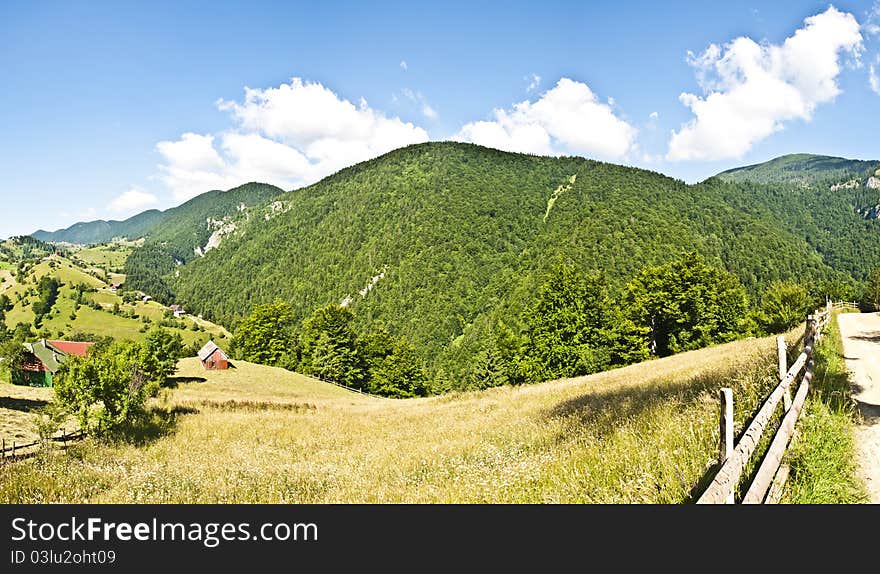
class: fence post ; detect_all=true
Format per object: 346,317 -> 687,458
1,438 -> 4,460
805,314 -> 815,348
719,388 -> 734,504
777,336 -> 791,411
11,441 -> 15,458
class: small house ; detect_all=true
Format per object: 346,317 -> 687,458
109,283 -> 122,291
169,304 -> 187,318
142,295 -> 152,302
198,340 -> 229,370
14,339 -> 94,387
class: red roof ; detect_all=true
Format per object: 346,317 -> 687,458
47,340 -> 95,357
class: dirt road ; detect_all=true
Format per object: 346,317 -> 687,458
837,312 -> 880,502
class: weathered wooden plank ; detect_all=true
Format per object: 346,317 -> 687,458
742,361 -> 813,504
697,345 -> 811,504
765,464 -> 790,504
719,388 -> 734,503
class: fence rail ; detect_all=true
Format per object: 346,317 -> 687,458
0,428 -> 84,463
697,301 -> 833,504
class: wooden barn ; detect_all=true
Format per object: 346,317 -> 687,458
14,339 -> 94,387
198,340 -> 229,370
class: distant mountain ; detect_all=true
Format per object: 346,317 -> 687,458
124,142 -> 880,383
30,182 -> 285,247
32,209 -> 164,244
142,182 -> 285,263
717,153 -> 878,186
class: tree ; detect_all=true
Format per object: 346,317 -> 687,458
863,268 -> 880,311
54,341 -> 154,434
368,339 -> 429,398
757,281 -> 810,334
518,261 -> 627,382
0,339 -> 24,382
624,253 -> 749,357
230,300 -> 297,366
143,327 -> 184,379
300,305 -> 363,388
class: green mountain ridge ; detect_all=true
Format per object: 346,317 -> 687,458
30,183 -> 284,246
32,209 -> 165,245
717,153 -> 878,186
116,142 -> 880,383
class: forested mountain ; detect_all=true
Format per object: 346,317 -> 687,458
32,209 -> 164,244
30,183 -> 284,247
120,142 -> 880,383
718,153 -> 877,186
142,182 -> 285,263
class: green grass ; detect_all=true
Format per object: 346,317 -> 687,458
0,335 -> 787,503
783,312 -> 868,503
75,244 -> 132,270
2,257 -> 230,346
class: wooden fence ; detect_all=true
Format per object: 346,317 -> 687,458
697,301 -> 836,504
0,428 -> 84,463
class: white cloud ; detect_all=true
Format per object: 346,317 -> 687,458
399,88 -> 438,120
455,77 -> 637,160
156,78 -> 429,200
867,2 -> 880,35
421,103 -> 437,119
108,189 -> 159,213
871,61 -> 880,94
400,60 -> 408,71
526,74 -> 541,92
649,111 -> 659,120
667,6 -> 863,161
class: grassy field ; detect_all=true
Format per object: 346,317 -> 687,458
74,243 -> 133,270
0,333 -> 795,503
0,383 -> 55,444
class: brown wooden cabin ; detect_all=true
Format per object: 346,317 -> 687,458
198,340 -> 229,370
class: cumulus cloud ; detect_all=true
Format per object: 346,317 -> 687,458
108,188 -> 159,214
156,78 -> 429,200
649,111 -> 659,120
454,77 -> 638,160
400,60 -> 408,71
667,6 -> 863,161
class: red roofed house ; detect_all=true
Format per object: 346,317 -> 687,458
198,340 -> 229,370
14,339 -> 95,387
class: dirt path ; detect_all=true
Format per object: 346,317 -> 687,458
836,312 -> 880,502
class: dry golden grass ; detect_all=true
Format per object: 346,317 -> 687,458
0,383 -> 56,444
0,333 -> 790,504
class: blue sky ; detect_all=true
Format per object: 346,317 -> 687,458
2,0 -> 879,238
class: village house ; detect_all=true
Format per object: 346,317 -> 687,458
169,304 -> 187,318
14,339 -> 94,387
198,340 -> 229,370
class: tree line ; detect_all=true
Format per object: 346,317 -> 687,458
228,252 -> 858,396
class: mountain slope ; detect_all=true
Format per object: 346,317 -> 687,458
143,182 -> 285,263
31,182 -> 284,248
32,209 -> 165,244
123,142 -> 875,382
717,153 -> 877,186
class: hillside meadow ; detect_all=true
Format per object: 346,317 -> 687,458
2,255 -> 230,346
1,333 -> 800,503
